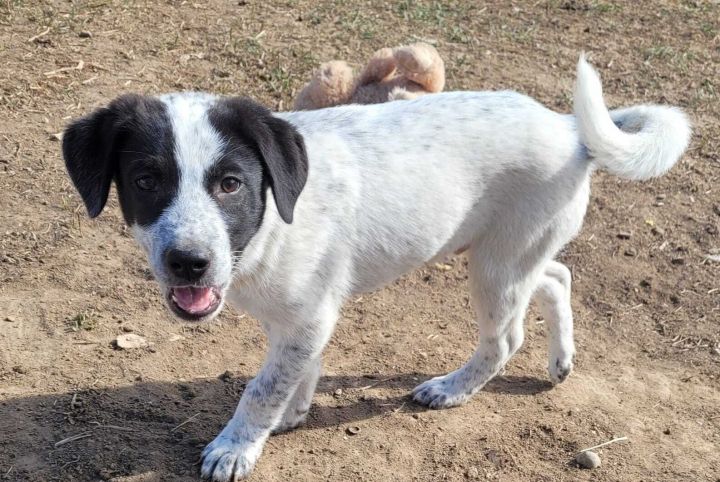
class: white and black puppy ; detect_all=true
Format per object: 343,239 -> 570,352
62,56 -> 690,481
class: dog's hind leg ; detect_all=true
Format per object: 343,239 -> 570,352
535,261 -> 575,384
413,244 -> 540,409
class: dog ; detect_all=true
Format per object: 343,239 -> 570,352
62,56 -> 690,481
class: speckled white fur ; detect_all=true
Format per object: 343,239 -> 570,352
131,57 -> 690,481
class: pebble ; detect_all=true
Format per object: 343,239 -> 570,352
576,450 -> 601,469
671,257 -> 685,265
624,247 -> 637,257
617,231 -> 632,239
651,226 -> 665,236
114,333 -> 148,349
345,426 -> 361,436
78,31 -> 92,38
219,370 -> 235,382
333,388 -> 343,397
4,316 -> 16,322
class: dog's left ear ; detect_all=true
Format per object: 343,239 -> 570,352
210,98 -> 309,224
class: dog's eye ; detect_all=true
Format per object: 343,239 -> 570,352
135,175 -> 158,192
220,176 -> 241,194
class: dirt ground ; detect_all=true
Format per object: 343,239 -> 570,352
1,0 -> 719,481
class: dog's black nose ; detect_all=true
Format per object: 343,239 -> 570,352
165,249 -> 210,282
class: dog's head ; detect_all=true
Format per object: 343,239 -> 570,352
62,93 -> 308,321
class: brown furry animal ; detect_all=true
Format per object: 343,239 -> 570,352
293,42 -> 445,110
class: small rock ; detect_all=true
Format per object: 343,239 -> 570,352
12,365 -> 27,375
711,346 -> 720,356
121,325 -> 134,333
617,231 -> 632,239
671,257 -> 685,265
78,31 -> 92,38
113,333 -> 148,349
663,428 -> 671,435
333,388 -> 343,397
219,370 -> 235,382
575,450 -> 601,469
168,333 -> 185,342
705,254 -> 720,263
465,466 -> 480,479
713,204 -> 720,216
4,316 -> 16,322
651,226 -> 665,236
624,247 -> 637,257
345,426 -> 361,436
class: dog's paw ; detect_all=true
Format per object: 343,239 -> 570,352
200,434 -> 263,481
548,355 -> 574,385
272,406 -> 310,435
412,375 -> 472,409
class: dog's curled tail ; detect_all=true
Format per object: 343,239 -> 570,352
574,54 -> 691,180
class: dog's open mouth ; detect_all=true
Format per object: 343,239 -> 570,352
168,286 -> 223,321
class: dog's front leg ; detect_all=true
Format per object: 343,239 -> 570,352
200,307 -> 337,481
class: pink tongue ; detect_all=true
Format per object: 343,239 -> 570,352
173,287 -> 214,314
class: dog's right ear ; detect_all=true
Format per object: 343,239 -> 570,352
62,95 -> 140,218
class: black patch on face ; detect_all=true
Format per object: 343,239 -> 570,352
203,142 -> 267,253
207,98 -> 309,225
62,95 -> 178,226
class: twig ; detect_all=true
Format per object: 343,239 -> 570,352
61,456 -> 80,469
43,61 -> 85,77
89,62 -> 111,71
393,402 -> 406,413
171,413 -> 201,432
580,436 -> 628,453
89,422 -> 135,432
54,432 -> 93,448
28,27 -> 50,43
359,376 -> 399,390
4,466 -> 13,478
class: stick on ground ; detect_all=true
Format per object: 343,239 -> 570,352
54,432 -> 93,448
580,436 -> 629,453
171,413 -> 201,433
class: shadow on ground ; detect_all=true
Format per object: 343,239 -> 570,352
0,373 -> 550,481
